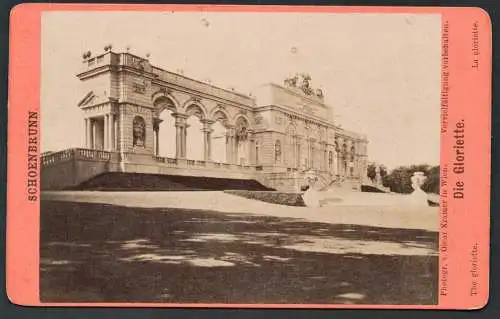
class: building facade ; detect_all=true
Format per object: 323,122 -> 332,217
69,49 -> 368,192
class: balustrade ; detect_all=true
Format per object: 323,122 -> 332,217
154,156 -> 166,163
195,160 -> 206,167
41,148 -> 112,167
166,158 -> 177,165
41,149 -> 72,166
42,146 -> 260,175
75,148 -> 111,160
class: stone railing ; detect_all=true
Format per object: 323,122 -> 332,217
74,148 -> 111,161
154,155 -> 178,167
41,149 -> 73,166
152,155 -> 258,173
153,155 -> 166,163
41,148 -> 112,167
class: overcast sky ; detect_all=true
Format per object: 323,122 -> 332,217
41,11 -> 441,169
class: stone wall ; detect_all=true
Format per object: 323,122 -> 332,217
41,155 -> 115,190
117,104 -> 154,154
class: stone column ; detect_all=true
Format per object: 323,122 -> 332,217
225,127 -> 235,164
202,120 -> 213,162
174,114 -> 185,159
248,136 -> 254,166
153,119 -> 159,156
91,120 -> 97,149
175,125 -> 182,158
104,114 -> 109,150
309,138 -> 316,168
232,132 -> 238,164
182,126 -> 187,158
331,148 -> 337,174
296,136 -> 301,168
336,151 -> 341,176
85,118 -> 90,148
225,132 -> 231,164
322,143 -> 327,171
109,113 -> 115,150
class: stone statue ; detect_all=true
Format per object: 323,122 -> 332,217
284,75 -> 298,87
375,165 -> 382,186
133,116 -> 146,147
408,171 -> 429,206
275,140 -> 282,162
315,88 -> 324,99
302,169 -> 321,207
236,124 -> 248,141
411,172 -> 427,191
299,73 -> 313,95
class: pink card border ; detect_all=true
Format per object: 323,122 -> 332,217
6,3 -> 492,309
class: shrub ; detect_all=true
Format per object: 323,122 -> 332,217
224,190 -> 306,207
383,164 -> 439,194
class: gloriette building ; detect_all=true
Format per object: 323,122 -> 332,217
42,49 -> 368,192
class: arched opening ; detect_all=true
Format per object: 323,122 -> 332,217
350,145 -> 355,176
184,104 -> 206,161
235,116 -> 251,165
211,121 -> 227,163
302,142 -> 308,168
186,115 -> 204,161
212,110 -> 229,163
155,96 -> 177,158
342,143 -> 348,176
335,140 -> 340,175
157,109 -> 176,157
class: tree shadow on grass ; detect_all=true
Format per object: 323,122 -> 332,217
40,200 -> 438,305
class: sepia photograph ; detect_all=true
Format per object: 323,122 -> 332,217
39,11 -> 441,305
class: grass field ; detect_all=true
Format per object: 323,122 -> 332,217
40,198 -> 438,305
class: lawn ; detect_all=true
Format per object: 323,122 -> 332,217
40,200 -> 438,305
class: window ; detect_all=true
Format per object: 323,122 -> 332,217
328,151 -> 333,168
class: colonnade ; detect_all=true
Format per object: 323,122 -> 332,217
282,133 -> 362,178
82,110 -> 364,179
153,112 -> 253,165
84,113 -> 116,150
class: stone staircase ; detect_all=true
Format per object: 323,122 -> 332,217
316,172 -> 361,192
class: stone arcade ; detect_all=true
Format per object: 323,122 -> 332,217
41,49 -> 369,192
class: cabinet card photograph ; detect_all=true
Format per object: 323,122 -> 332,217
7,4 -> 491,310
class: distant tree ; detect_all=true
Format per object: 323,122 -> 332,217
422,165 -> 440,194
379,165 -> 388,181
367,162 -> 388,183
367,163 -> 377,181
383,164 -> 439,194
383,166 -> 413,194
